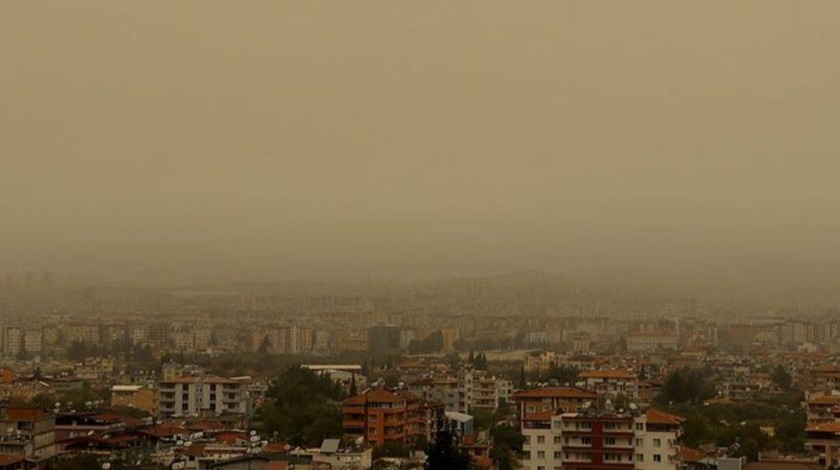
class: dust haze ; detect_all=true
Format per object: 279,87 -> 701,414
2,1 -> 840,302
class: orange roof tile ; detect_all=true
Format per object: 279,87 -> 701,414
5,407 -> 46,421
806,422 -> 840,433
0,454 -> 24,466
344,389 -> 403,405
514,388 -> 598,400
679,446 -> 707,463
579,370 -> 636,380
646,408 -> 685,426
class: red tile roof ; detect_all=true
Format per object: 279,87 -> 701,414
513,387 -> 598,400
645,408 -> 685,426
0,454 -> 24,466
678,446 -> 707,463
806,421 -> 840,433
579,370 -> 636,380
5,407 -> 46,421
344,389 -> 403,405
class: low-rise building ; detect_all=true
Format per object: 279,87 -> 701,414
110,385 -> 156,415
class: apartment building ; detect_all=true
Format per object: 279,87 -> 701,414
521,409 -> 684,470
633,409 -> 685,470
3,328 -> 23,356
158,376 -> 250,417
522,411 -> 635,470
408,368 -> 513,414
805,421 -> 840,468
110,385 -> 157,415
0,406 -> 56,469
578,370 -> 639,399
626,331 -> 678,353
513,388 -> 599,418
343,388 -> 444,447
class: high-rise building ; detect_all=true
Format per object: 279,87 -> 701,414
4,327 -> 23,356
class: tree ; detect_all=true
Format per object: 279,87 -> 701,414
659,367 -> 715,405
256,366 -> 345,446
490,424 -> 523,470
771,365 -> 793,391
257,335 -> 271,354
374,441 -> 410,459
54,454 -> 102,470
426,429 -> 471,470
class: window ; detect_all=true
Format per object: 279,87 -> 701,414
654,454 -> 662,463
554,451 -> 562,459
604,422 -> 617,430
635,439 -> 643,447
636,454 -> 644,462
653,438 -> 661,448
554,436 -> 562,444
537,467 -> 545,470
581,437 -> 592,445
524,436 -> 531,444
537,435 -> 545,444
523,451 -> 531,460
635,423 -> 644,431
605,438 -> 616,446
537,451 -> 545,459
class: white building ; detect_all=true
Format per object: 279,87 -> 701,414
24,330 -> 42,354
578,370 -> 639,399
633,409 -> 685,470
520,409 -> 684,470
158,375 -> 250,417
409,367 -> 513,414
4,327 -> 23,356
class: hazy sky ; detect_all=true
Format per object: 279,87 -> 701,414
2,1 -> 840,297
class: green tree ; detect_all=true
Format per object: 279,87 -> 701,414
256,366 -> 345,446
350,372 -> 358,396
490,424 -> 523,470
374,441 -> 411,459
54,454 -> 102,470
771,365 -> 793,390
426,430 -> 471,470
659,367 -> 715,405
